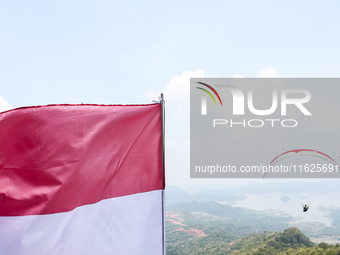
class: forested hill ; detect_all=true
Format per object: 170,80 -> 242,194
166,201 -> 340,254
167,227 -> 340,255
229,227 -> 314,254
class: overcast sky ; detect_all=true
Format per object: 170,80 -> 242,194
1,1 -> 340,192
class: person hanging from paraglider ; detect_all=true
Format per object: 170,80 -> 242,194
263,148 -> 338,214
302,203 -> 309,212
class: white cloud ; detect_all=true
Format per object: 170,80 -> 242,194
146,70 -> 205,123
0,96 -> 11,112
256,67 -> 279,78
233,75 -> 246,78
162,70 -> 204,102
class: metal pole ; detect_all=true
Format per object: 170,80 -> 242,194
160,93 -> 166,255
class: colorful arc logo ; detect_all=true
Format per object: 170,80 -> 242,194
196,82 -> 223,106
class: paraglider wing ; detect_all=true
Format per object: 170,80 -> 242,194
263,149 -> 339,178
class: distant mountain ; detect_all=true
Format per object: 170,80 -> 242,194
166,200 -> 340,252
167,201 -> 292,222
166,201 -> 293,251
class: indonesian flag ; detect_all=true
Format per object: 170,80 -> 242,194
0,104 -> 165,255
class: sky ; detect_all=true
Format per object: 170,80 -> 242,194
1,1 -> 340,192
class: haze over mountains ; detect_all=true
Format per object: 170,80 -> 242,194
165,180 -> 340,254
166,180 -> 340,205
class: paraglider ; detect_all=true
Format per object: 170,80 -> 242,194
264,149 -> 339,213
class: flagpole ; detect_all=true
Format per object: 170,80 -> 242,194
160,93 -> 166,255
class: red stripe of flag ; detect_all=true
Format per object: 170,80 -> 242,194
0,104 -> 163,216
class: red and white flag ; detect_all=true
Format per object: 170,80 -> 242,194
0,104 -> 165,255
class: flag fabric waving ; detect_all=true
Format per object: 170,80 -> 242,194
0,104 -> 164,255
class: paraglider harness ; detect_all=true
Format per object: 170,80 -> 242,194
302,204 -> 309,212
